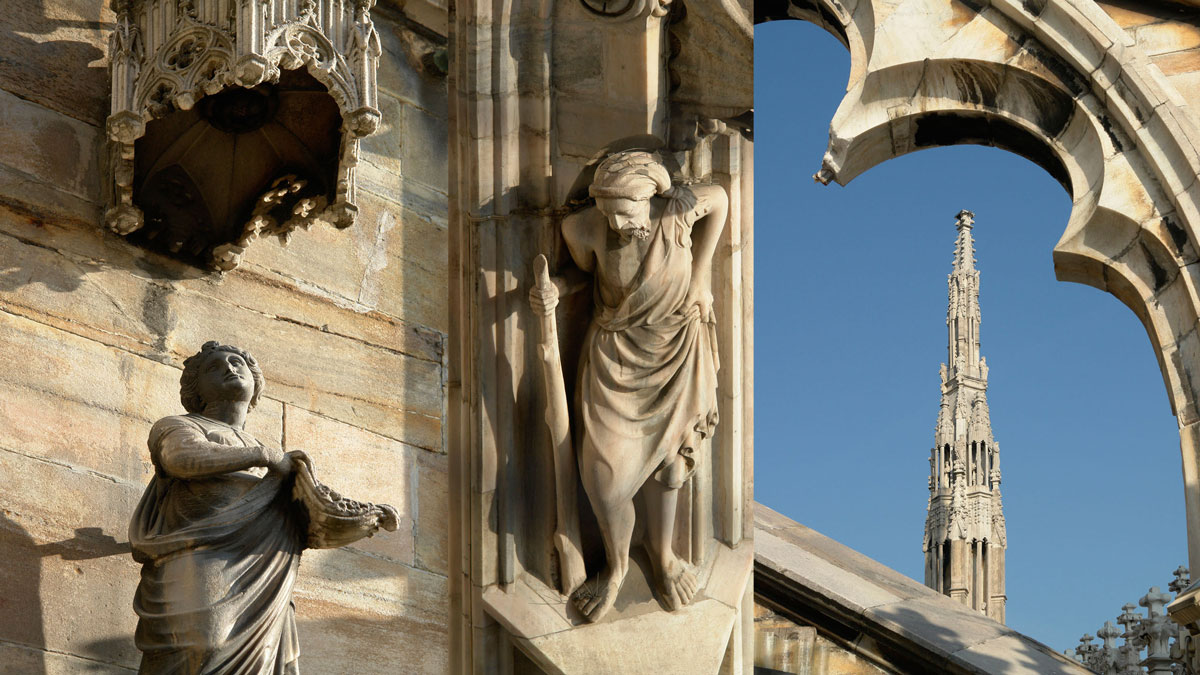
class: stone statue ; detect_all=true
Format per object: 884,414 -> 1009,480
129,341 -> 397,673
530,150 -> 728,623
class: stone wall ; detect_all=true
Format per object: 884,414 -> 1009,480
754,604 -> 894,675
0,1 -> 450,672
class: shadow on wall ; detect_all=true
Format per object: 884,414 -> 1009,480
0,513 -> 136,673
78,607 -> 452,674
0,512 -> 45,674
0,0 -> 109,126
0,199 -> 210,348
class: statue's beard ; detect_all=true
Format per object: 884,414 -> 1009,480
620,223 -> 651,240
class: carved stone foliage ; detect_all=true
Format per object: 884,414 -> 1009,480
106,0 -> 381,270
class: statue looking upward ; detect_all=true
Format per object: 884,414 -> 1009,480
128,341 -> 396,673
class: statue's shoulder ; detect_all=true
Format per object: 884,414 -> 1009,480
562,207 -> 606,270
680,183 -> 726,221
148,414 -> 203,447
562,207 -> 605,247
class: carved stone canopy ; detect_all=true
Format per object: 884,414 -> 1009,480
106,0 -> 382,271
667,0 -> 752,148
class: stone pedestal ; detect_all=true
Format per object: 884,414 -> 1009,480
484,542 -> 752,674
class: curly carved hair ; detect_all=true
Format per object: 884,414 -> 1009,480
589,150 -> 673,201
179,341 -> 264,413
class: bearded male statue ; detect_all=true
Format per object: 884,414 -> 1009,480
530,150 -> 728,623
129,341 -> 396,673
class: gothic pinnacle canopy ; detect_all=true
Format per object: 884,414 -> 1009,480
105,0 -> 382,271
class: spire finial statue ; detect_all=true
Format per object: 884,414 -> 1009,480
953,209 -> 977,273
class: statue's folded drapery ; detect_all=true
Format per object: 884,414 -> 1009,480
129,415 -> 304,675
581,193 -> 720,501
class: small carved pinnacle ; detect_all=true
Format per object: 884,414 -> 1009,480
1170,565 -> 1190,595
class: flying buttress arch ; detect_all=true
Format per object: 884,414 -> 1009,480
759,0 -> 1200,574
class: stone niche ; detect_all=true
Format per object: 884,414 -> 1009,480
105,0 -> 381,271
447,0 -> 755,669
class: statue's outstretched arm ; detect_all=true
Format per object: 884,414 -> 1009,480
154,421 -> 272,479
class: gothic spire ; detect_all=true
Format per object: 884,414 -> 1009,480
946,209 -> 983,382
924,210 -> 1006,623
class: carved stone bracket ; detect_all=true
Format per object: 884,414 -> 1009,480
106,0 -> 382,270
666,0 -> 752,150
1169,581 -> 1200,635
210,173 -> 327,271
578,0 -> 672,21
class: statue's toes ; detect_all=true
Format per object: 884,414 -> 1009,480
682,573 -> 698,600
680,581 -> 696,605
664,583 -> 681,610
581,592 -> 602,617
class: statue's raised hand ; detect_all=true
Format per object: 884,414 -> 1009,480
530,254 -> 566,316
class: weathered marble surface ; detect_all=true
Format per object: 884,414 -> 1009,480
483,542 -> 752,674
755,605 -> 892,675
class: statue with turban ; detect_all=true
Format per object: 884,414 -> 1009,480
530,150 -> 728,623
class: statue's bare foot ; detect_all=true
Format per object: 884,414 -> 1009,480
655,557 -> 698,611
571,569 -> 623,623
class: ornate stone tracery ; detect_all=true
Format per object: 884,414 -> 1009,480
106,0 -> 381,270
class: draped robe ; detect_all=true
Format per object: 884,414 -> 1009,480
580,193 -> 720,500
129,414 -> 304,674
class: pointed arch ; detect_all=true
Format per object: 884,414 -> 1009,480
766,0 -> 1200,567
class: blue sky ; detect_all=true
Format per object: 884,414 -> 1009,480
754,20 -> 1188,652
